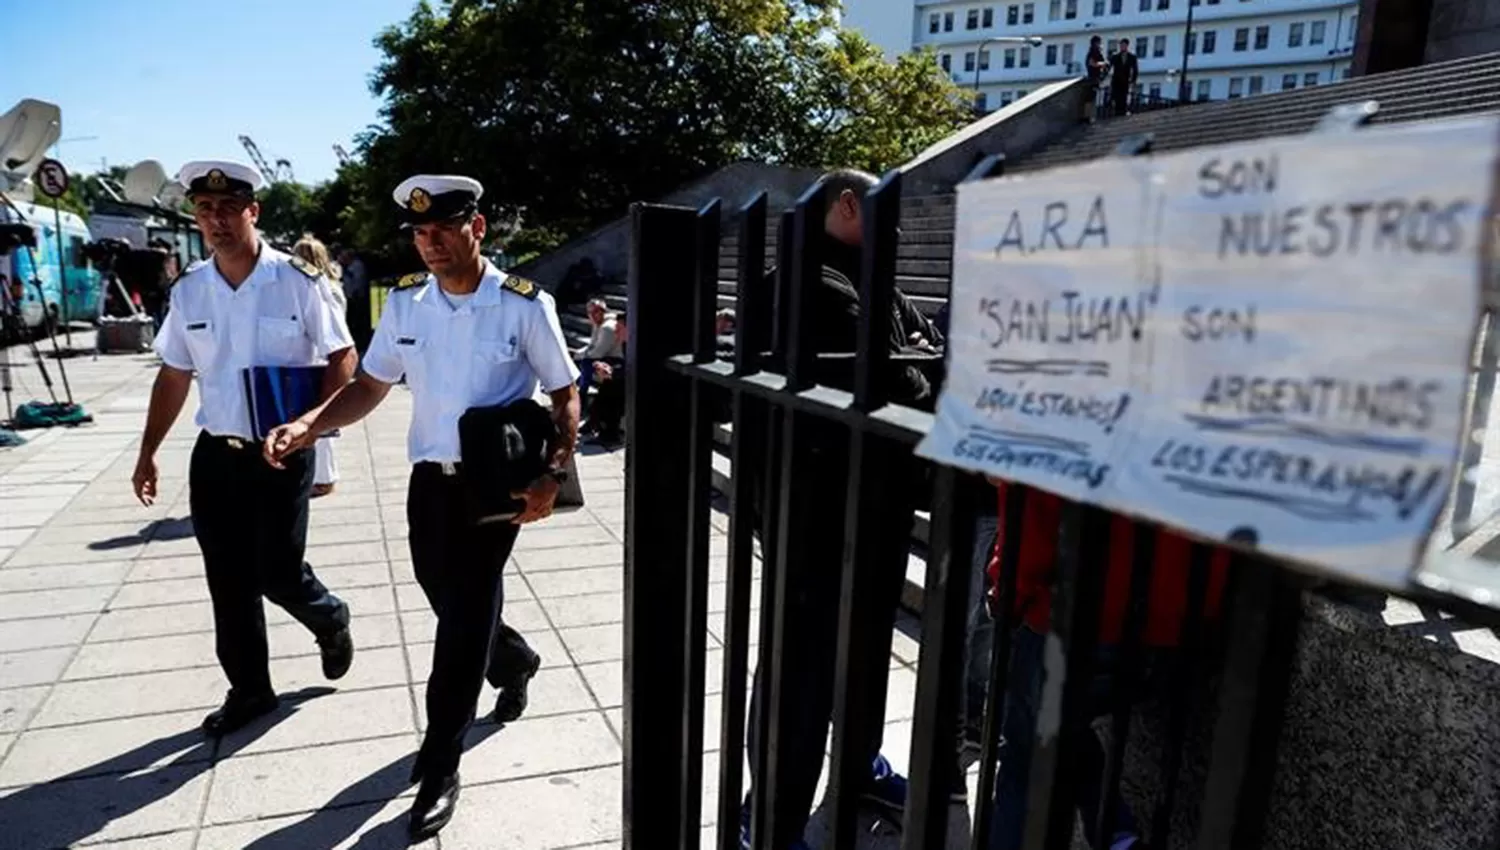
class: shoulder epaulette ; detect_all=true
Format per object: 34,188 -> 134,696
395,272 -> 428,290
500,275 -> 539,300
286,255 -> 322,279
170,258 -> 208,288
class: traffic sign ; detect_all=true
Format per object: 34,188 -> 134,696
35,158 -> 69,198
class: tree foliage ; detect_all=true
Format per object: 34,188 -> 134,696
346,0 -> 970,254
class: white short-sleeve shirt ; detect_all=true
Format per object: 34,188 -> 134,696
362,262 -> 580,464
153,244 -> 355,440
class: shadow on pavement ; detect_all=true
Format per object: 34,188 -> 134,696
87,515 -> 195,550
0,686 -> 333,849
239,723 -> 502,850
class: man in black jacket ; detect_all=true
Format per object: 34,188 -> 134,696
739,169 -> 948,850
1109,37 -> 1139,116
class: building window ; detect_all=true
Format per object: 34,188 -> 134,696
1136,36 -> 1149,56
1149,82 -> 1162,98
1157,0 -> 1170,9
1000,93 -> 1013,107
1348,14 -> 1358,42
1186,31 -> 1197,54
1062,42 -> 1075,64
1281,73 -> 1296,90
1304,71 -> 1319,86
1138,0 -> 1150,10
1228,77 -> 1244,98
1288,22 -> 1304,47
940,53 -> 952,71
979,49 -> 992,69
1195,78 -> 1210,100
1111,0 -> 1122,11
1046,44 -> 1059,64
1094,0 -> 1106,15
1018,89 -> 1029,98
1065,0 -> 1077,18
1020,46 -> 1032,66
1342,66 -> 1352,79
984,6 -> 996,26
1248,75 -> 1264,94
1007,4 -> 1019,24
965,51 -> 977,71
1202,30 -> 1216,52
1049,0 -> 1061,19
976,92 -> 989,111
1233,27 -> 1248,51
1207,0 -> 1219,4
1254,25 -> 1269,49
1153,34 -> 1167,56
968,8 -> 981,28
1004,47 -> 1017,67
1310,20 -> 1327,44
929,13 -> 941,33
944,11 -> 955,31
1023,3 -> 1035,23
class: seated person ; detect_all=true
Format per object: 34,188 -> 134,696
586,311 -> 627,446
573,298 -> 623,399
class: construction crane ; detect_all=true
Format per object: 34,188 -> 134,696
237,134 -> 294,184
333,144 -> 351,167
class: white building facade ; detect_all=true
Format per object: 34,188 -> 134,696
842,0 -> 1359,112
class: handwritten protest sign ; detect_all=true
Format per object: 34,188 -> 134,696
917,115 -> 1499,588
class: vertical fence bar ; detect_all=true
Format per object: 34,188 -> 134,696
1196,553 -> 1303,850
903,466 -> 979,850
748,210 -> 795,849
1020,500 -> 1112,850
1148,541 -> 1214,846
758,183 -> 828,850
624,202 -> 701,850
715,194 -> 768,850
677,199 -> 722,850
826,170 -> 905,850
1096,522 -> 1159,846
972,481 -> 1026,850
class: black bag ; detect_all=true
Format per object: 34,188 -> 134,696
457,398 -> 585,525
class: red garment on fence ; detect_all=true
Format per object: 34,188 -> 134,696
987,483 -> 1231,647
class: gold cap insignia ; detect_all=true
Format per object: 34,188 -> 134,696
205,169 -> 228,190
408,187 -> 432,213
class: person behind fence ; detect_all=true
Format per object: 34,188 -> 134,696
739,168 -> 948,850
132,160 -> 357,738
585,310 -> 627,446
262,173 -> 580,841
986,480 -> 1231,850
573,297 -> 622,403
1109,37 -> 1138,116
292,236 -> 347,498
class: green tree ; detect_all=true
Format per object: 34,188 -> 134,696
255,180 -> 320,244
350,0 -> 969,250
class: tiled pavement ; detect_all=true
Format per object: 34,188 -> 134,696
0,337 -> 967,849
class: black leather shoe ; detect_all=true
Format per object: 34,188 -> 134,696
492,652 -> 542,723
318,627 -> 354,680
408,772 -> 460,840
202,690 -> 278,737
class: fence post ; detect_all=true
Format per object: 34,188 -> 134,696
677,199 -> 723,850
623,202 -> 699,850
825,169 -> 910,850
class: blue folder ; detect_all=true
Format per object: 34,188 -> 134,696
242,365 -> 326,442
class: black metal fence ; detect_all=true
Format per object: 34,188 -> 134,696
620,159 -> 1493,850
1093,87 -> 1184,121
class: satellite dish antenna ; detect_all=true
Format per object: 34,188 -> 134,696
122,159 -> 170,206
0,99 -> 62,189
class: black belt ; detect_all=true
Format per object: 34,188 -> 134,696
415,460 -> 462,477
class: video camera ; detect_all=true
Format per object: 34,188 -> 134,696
81,238 -> 134,272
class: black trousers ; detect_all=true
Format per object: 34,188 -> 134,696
745,427 -> 904,839
1111,83 -> 1130,114
189,432 -> 349,697
408,463 -> 539,778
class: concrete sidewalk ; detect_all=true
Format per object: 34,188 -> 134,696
0,341 -> 948,849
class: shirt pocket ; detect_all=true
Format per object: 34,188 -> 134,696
181,318 -> 216,365
257,317 -> 304,361
393,335 -> 428,383
471,336 -> 522,391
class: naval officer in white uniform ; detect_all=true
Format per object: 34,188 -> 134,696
262,174 -> 580,840
132,160 -> 357,737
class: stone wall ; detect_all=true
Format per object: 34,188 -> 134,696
900,77 -> 1091,196
1426,0 -> 1500,63
510,161 -> 821,291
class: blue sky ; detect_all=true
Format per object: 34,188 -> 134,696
0,0 -> 421,185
